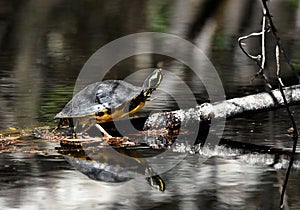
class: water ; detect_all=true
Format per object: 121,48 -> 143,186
1,149 -> 300,210
1,0 -> 300,209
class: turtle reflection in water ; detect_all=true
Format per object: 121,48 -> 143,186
55,69 -> 163,137
58,141 -> 166,191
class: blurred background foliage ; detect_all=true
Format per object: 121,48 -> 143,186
0,0 -> 299,130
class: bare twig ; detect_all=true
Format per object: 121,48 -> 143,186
238,1 -> 299,208
261,7 -> 267,71
260,1 -> 299,209
261,0 -> 300,83
277,80 -> 298,210
276,45 -> 284,87
237,8 -> 272,88
238,32 -> 264,61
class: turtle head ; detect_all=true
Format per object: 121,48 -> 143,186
146,175 -> 166,192
142,69 -> 163,97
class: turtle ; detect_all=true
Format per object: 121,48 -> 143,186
55,69 -> 163,137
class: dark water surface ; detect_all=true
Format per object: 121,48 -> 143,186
1,0 -> 300,209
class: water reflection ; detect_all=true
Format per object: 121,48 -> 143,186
1,149 -> 300,210
57,141 -> 166,191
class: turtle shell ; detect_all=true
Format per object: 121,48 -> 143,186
55,80 -> 142,119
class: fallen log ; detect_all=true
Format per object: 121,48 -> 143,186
144,84 -> 300,129
142,84 -> 300,147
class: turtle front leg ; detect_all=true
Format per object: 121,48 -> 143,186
53,119 -> 76,138
95,124 -> 112,138
75,118 -> 112,138
52,118 -> 67,132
